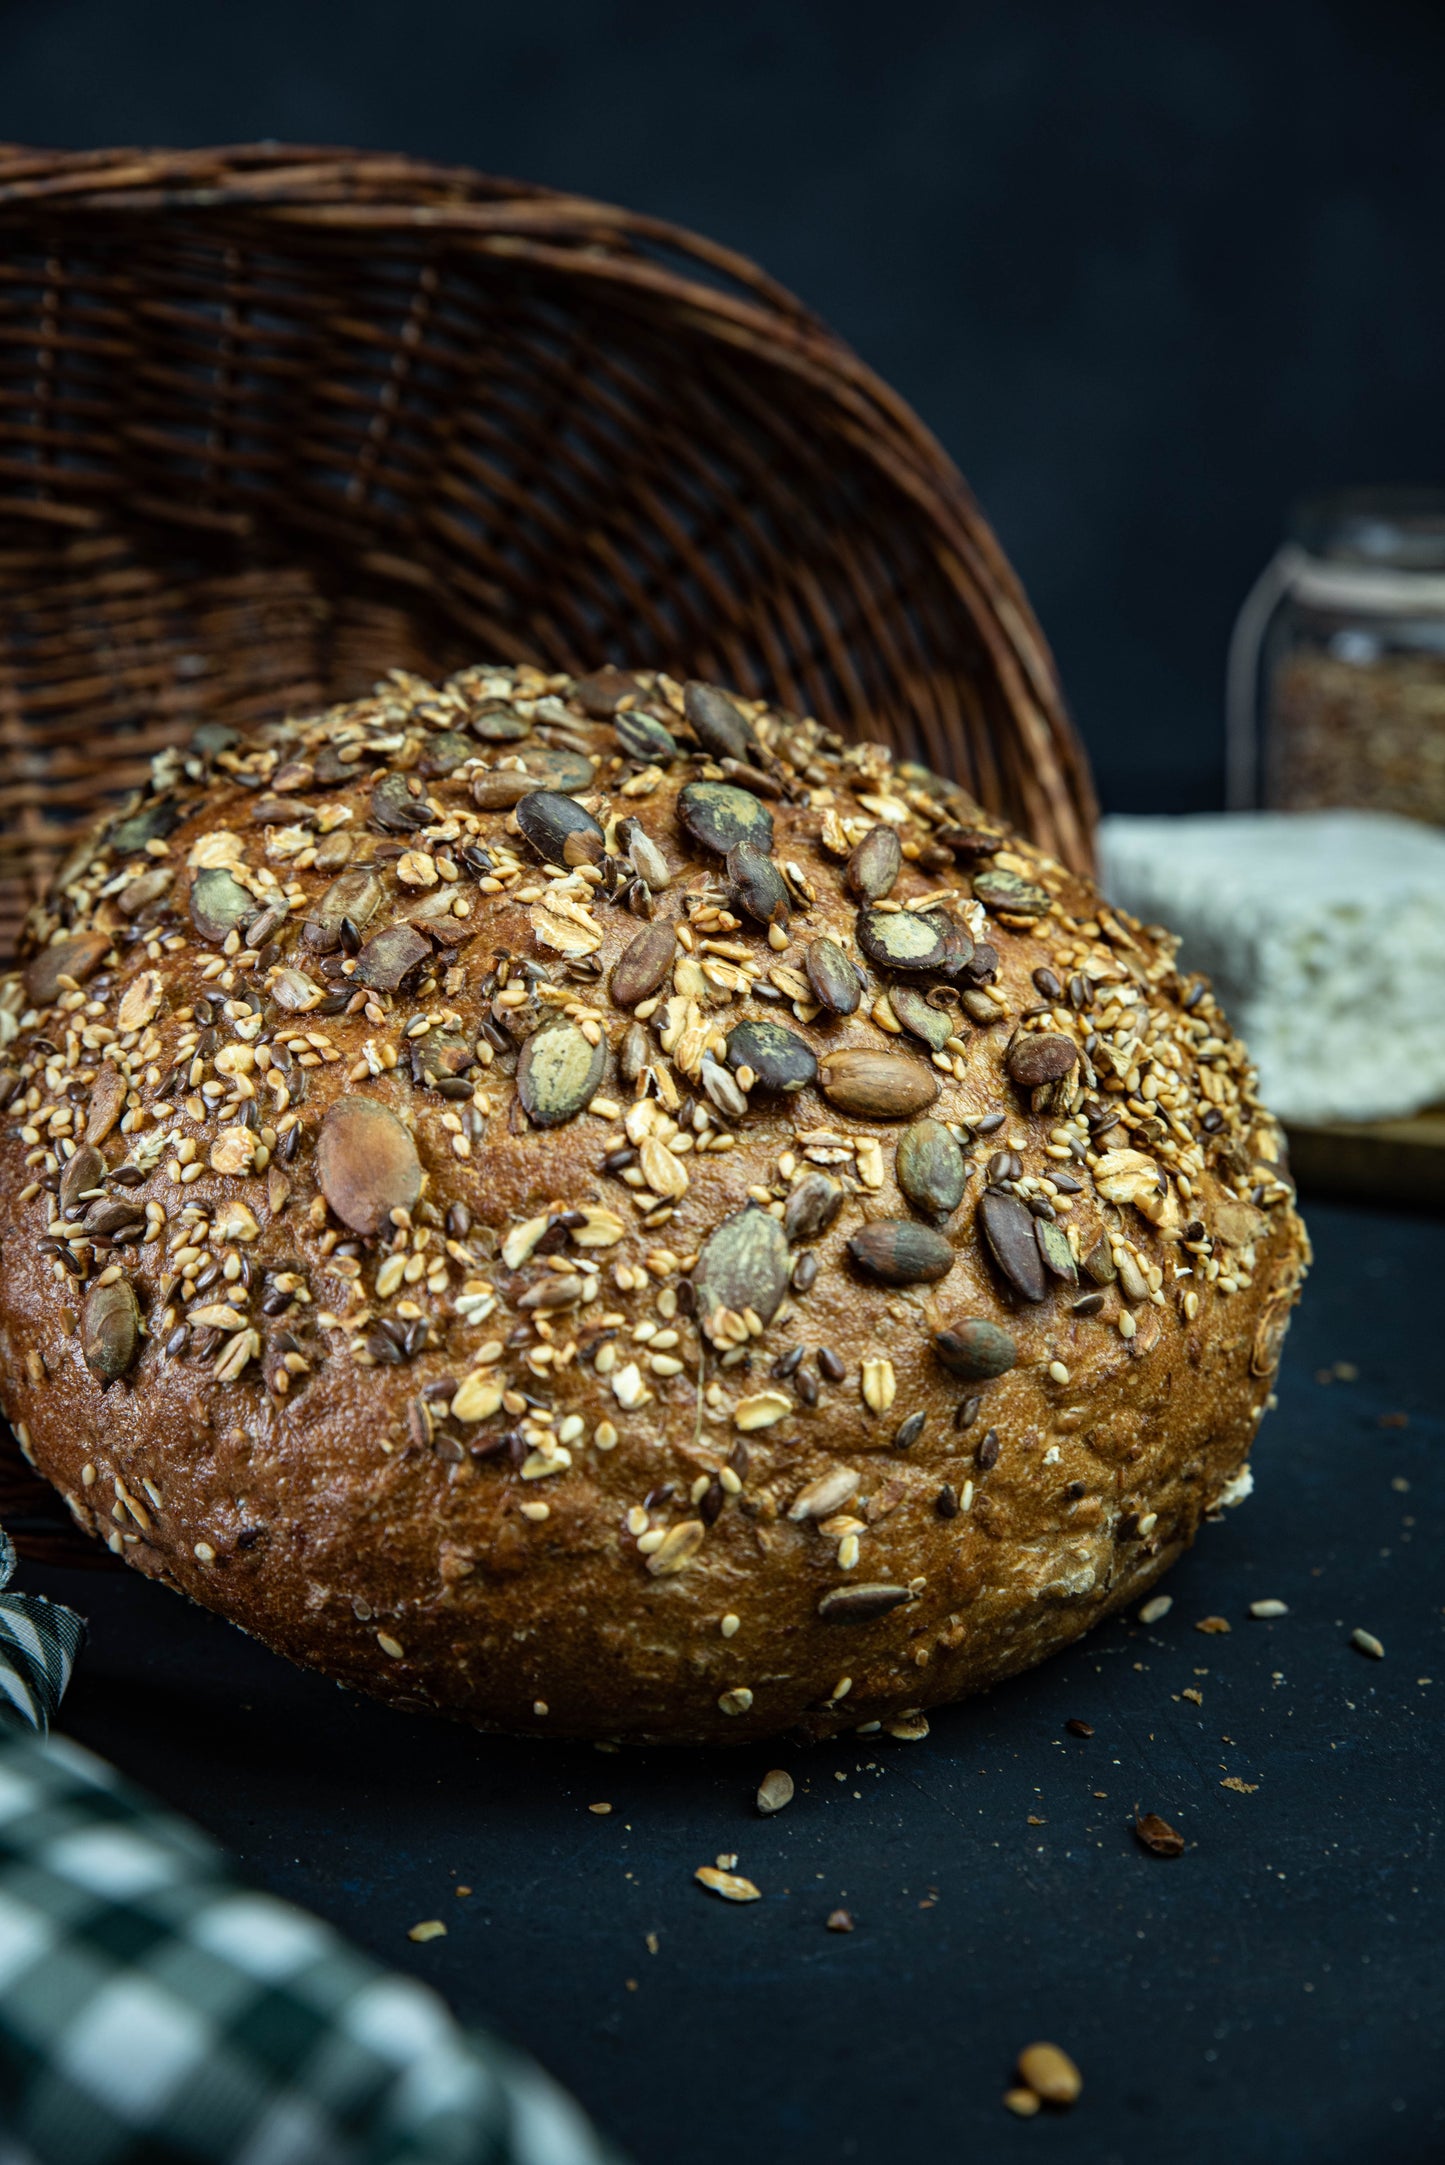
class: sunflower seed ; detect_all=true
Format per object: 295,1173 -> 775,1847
189,870 -> 254,944
82,1277 -> 139,1380
974,867 -> 1051,918
305,869 -> 386,952
694,1206 -> 790,1335
615,707 -> 678,762
516,790 -> 605,868
469,701 -> 532,742
684,680 -> 761,763
417,730 -> 474,778
355,922 -> 432,991
1007,1034 -> 1079,1088
726,1017 -> 817,1094
855,907 -> 946,973
609,922 -> 675,1007
317,1098 -> 423,1235
888,985 -> 955,1050
1082,1238 -> 1117,1285
846,824 -> 902,901
517,1015 -> 606,1127
784,1171 -> 844,1243
817,1583 -> 912,1623
678,781 -> 774,857
895,1119 -> 966,1219
933,1318 -> 1018,1378
847,1220 -> 954,1286
60,1143 -> 105,1217
894,1411 -> 926,1449
371,773 -> 431,832
625,826 -> 671,889
725,841 -> 789,926
1133,1813 -> 1185,1858
978,1190 -> 1048,1302
818,1048 -> 939,1119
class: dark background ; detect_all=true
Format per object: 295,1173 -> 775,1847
3,0 -> 1444,814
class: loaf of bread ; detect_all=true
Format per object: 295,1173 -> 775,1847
0,666 -> 1309,1743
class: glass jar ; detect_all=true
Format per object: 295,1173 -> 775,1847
1227,488 -> 1445,822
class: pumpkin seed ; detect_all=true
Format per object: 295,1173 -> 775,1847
304,869 -> 386,953
726,1017 -> 817,1094
855,907 -> 946,973
409,1027 -> 473,1087
889,985 -> 955,1051
1082,1237 -> 1117,1285
355,922 -> 432,991
317,1097 -> 423,1235
24,932 -> 109,1005
978,1189 -> 1048,1303
757,1768 -> 795,1815
82,1277 -> 139,1381
847,1220 -> 954,1286
933,1318 -> 1018,1378
783,1170 -> 844,1243
846,823 -> 902,900
371,773 -> 432,833
895,1118 -> 967,1219
572,666 -> 638,716
611,922 -> 677,1007
517,744 -> 595,794
417,730 -> 474,777
817,1583 -> 912,1623
804,936 -> 862,1015
974,867 -> 1051,918
469,701 -> 532,742
1035,1217 -> 1078,1283
615,707 -> 678,762
935,915 -> 977,976
516,790 -> 605,868
677,781 -> 774,857
470,769 -> 535,810
725,841 -> 789,926
59,1143 -> 105,1218
84,1067 -> 126,1145
1006,1033 -> 1079,1088
683,680 -> 761,762
694,1206 -> 790,1334
818,1048 -> 939,1119
109,797 -> 182,854
517,1014 -> 606,1127
189,869 -> 255,944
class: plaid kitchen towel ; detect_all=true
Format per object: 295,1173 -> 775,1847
0,1537 -> 626,2165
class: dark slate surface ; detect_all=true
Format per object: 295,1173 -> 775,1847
26,1199 -> 1444,2163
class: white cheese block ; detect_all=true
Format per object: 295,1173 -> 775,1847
1096,810 -> 1445,1125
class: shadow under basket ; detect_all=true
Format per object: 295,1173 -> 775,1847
0,142 -> 1097,1564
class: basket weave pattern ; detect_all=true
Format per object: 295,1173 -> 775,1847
0,143 -> 1094,1562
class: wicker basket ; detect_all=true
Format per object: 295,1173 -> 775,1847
0,142 -> 1095,1563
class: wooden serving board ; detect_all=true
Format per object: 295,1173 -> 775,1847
1285,1104 -> 1445,1210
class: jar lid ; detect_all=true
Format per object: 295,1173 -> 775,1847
1290,488 -> 1445,572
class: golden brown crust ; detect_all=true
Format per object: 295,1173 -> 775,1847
0,665 -> 1309,1743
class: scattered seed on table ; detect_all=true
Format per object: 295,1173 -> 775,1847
1065,1718 -> 1094,1738
826,1908 -> 854,1933
1134,1811 -> 1185,1857
1138,1594 -> 1173,1625
757,1768 -> 795,1816
407,1920 -> 447,1943
1195,1615 -> 1231,1635
1351,1627 -> 1384,1660
695,1865 -> 761,1902
1249,1599 -> 1289,1619
1016,2041 -> 1082,2106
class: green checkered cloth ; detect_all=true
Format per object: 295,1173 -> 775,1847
0,1531 -> 625,2165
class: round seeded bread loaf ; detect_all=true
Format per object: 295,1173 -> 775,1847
0,665 -> 1309,1744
